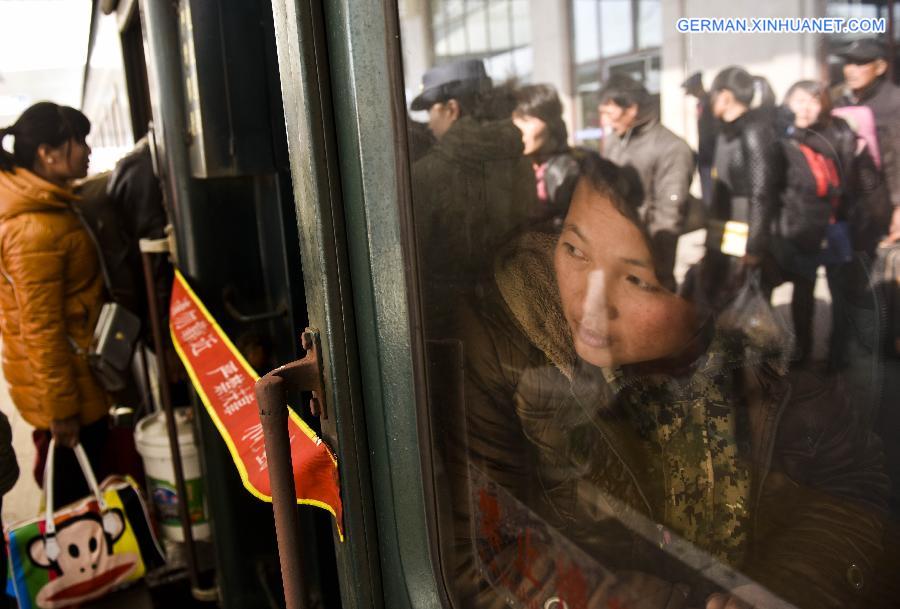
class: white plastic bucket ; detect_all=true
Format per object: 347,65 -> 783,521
134,408 -> 210,542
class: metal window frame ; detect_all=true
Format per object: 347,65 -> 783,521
270,0 -> 448,607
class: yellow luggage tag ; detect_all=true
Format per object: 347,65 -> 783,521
721,221 -> 749,257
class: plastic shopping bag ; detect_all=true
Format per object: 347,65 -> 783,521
716,269 -> 793,372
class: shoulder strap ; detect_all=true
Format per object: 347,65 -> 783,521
796,142 -> 840,199
69,203 -> 115,297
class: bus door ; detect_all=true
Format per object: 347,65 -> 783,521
276,1 -> 900,608
137,0 -> 339,606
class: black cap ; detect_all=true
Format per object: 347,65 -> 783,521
681,71 -> 703,92
837,38 -> 887,64
410,59 -> 492,111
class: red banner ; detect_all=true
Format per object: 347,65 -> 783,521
169,270 -> 343,540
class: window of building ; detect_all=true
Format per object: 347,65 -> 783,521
431,0 -> 533,77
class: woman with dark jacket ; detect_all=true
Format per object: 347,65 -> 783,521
0,102 -> 112,506
685,67 -> 782,313
773,80 -> 876,365
512,84 -> 581,225
448,152 -> 891,609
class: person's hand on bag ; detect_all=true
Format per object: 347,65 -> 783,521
50,415 -> 80,448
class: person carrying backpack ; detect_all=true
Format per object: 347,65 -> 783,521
773,80 -> 880,368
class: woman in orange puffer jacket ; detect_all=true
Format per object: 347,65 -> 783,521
0,102 -> 111,506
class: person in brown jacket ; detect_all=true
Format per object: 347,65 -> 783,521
0,102 -> 111,506
446,152 -> 893,609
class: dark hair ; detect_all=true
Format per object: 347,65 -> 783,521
752,75 -> 776,109
784,80 -> 833,125
568,152 -> 667,276
0,102 -> 91,173
513,84 -> 569,154
575,151 -> 644,228
450,78 -> 522,123
710,66 -> 756,106
597,74 -> 650,111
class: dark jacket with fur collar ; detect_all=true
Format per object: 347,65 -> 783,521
453,232 -> 889,609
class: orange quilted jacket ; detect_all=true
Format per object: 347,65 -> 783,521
0,168 -> 109,429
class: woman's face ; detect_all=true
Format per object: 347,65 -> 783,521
787,88 -> 822,129
710,88 -> 730,120
512,113 -> 549,156
554,178 -> 696,368
40,138 -> 91,182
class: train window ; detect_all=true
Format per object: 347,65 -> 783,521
396,1 -> 900,608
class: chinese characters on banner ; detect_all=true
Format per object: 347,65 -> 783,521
169,270 -> 344,540
470,465 -> 619,609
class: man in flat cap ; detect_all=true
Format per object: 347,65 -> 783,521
409,59 -> 535,341
836,38 -> 900,244
411,58 -> 492,140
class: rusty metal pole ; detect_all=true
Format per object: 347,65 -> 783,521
140,244 -> 201,594
255,374 -> 309,609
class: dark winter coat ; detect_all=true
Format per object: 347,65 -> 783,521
837,76 -> 900,209
0,411 -> 18,496
711,109 -> 782,258
777,117 -> 853,253
412,116 -> 536,339
453,232 -> 889,609
75,139 -> 170,322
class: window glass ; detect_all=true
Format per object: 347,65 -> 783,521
467,1 -> 489,53
600,0 -> 633,56
398,2 -> 900,607
487,0 -> 512,51
573,0 -> 600,64
638,0 -> 662,49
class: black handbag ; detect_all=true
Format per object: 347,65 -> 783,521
86,302 -> 142,393
70,195 -> 143,392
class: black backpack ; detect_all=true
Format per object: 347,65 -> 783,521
777,140 -> 840,253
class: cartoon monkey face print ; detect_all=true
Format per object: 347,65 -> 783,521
27,510 -> 139,608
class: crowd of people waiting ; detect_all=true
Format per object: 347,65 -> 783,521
408,36 -> 900,609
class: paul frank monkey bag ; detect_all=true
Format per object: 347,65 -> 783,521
4,441 -> 164,608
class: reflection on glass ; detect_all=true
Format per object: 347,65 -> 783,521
467,0 -> 489,52
488,1 -> 512,50
638,0 -> 662,49
511,0 -> 530,47
399,2 -> 900,607
600,0 -> 633,57
573,0 -> 600,64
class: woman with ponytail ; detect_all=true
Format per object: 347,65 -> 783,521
0,102 -> 112,506
683,66 -> 783,312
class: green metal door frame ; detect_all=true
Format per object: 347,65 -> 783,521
270,0 -> 447,607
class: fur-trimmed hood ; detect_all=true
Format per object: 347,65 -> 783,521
492,230 -> 577,379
